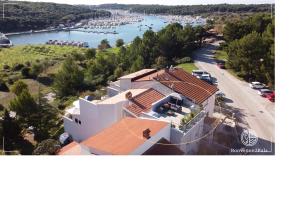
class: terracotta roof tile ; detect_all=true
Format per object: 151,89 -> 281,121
82,117 -> 168,155
125,88 -> 164,116
58,141 -> 89,155
154,68 -> 218,104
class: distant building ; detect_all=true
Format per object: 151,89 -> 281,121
62,67 -> 218,155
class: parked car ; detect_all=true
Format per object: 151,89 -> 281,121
216,60 -> 226,69
258,89 -> 274,97
200,74 -> 213,85
192,70 -> 210,77
249,81 -> 266,89
266,92 -> 275,102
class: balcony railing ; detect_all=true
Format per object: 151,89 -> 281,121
179,110 -> 205,133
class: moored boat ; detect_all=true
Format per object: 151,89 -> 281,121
0,33 -> 13,48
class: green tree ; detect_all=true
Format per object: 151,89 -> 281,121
34,96 -> 60,142
116,39 -> 125,47
114,67 -> 123,79
154,56 -> 168,69
33,139 -> 61,155
54,58 -> 84,97
227,31 -> 268,80
130,55 -> 144,72
0,109 -> 22,152
98,39 -> 111,50
9,89 -> 38,126
11,80 -> 28,96
141,30 -> 159,67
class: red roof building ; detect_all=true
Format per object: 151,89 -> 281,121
153,68 -> 218,104
125,88 -> 165,117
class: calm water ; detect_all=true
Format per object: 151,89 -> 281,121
8,16 -> 168,48
7,15 -> 205,48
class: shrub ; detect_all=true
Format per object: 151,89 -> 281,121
12,63 -> 25,71
175,57 -> 192,64
11,80 -> 28,96
25,61 -> 31,67
85,48 -> 96,59
21,67 -> 31,78
3,64 -> 10,70
7,78 -> 14,85
33,139 -> 61,155
0,79 -> 9,92
0,103 -> 4,111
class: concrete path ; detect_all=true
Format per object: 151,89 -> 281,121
193,42 -> 275,144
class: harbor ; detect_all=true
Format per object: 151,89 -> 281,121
46,40 -> 89,48
5,11 -> 205,48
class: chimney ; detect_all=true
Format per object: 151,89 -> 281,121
125,91 -> 133,100
143,128 -> 151,139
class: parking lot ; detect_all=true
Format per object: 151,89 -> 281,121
193,42 -> 275,144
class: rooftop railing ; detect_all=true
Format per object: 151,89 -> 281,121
178,110 -> 205,133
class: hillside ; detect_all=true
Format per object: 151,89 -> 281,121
96,3 -> 272,15
0,1 -> 111,33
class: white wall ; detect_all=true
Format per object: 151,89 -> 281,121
170,116 -> 205,155
63,98 -> 129,142
107,86 -> 120,97
206,94 -> 216,117
119,78 -> 132,91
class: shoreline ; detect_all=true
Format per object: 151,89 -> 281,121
5,28 -> 70,36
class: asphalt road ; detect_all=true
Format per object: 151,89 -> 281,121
193,42 -> 275,144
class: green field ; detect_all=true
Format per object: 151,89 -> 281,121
177,62 -> 198,73
0,45 -> 122,108
0,45 -> 86,69
0,45 -> 87,107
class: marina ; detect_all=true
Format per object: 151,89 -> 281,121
46,40 -> 89,48
5,11 -> 205,48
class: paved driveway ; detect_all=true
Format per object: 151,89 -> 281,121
193,42 -> 275,144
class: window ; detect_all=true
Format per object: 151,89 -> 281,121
79,120 -> 81,125
75,118 -> 78,123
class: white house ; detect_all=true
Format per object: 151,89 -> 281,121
62,67 -> 218,154
63,89 -> 147,142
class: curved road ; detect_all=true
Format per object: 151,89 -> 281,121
194,42 -> 275,144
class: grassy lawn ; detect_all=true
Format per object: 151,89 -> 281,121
177,62 -> 198,73
0,45 -> 86,69
0,78 -> 50,108
0,45 -> 120,108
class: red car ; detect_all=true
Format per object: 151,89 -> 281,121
216,60 -> 226,69
266,92 -> 275,102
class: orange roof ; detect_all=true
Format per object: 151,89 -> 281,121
82,117 -> 168,155
154,68 -> 218,104
58,141 -> 90,155
120,69 -> 157,79
125,88 -> 164,116
134,69 -> 165,82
